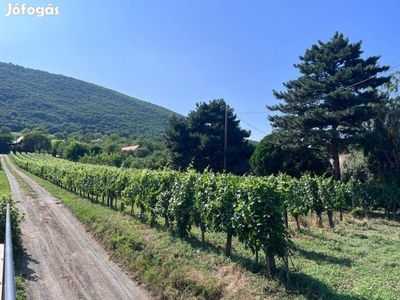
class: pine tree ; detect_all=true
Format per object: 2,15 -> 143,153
268,32 -> 390,180
165,99 -> 254,174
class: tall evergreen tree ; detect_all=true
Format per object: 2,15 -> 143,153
165,99 -> 254,174
268,32 -> 390,180
165,115 -> 199,170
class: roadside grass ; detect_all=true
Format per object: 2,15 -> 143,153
0,163 -> 10,195
12,163 -> 400,300
0,158 -> 26,300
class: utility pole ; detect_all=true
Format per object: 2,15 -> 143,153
223,105 -> 228,172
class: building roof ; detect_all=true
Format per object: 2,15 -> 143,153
121,145 -> 140,152
11,136 -> 24,145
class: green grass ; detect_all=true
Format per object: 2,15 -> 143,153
0,164 -> 10,195
287,216 -> 400,300
11,162 -> 400,299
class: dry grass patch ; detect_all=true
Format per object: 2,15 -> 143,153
217,265 -> 254,299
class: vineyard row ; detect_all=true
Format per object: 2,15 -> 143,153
9,152 -> 397,274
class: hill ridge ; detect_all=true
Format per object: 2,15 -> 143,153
0,62 -> 178,140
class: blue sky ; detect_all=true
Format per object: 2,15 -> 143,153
1,1 -> 399,141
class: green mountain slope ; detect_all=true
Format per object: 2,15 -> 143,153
0,62 -> 178,140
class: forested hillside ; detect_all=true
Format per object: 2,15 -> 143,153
0,62 -> 178,139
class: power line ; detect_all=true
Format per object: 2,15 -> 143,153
385,63 -> 400,73
237,117 -> 267,135
238,63 -> 400,115
236,111 -> 269,115
294,63 -> 400,104
235,63 -> 400,136
329,63 -> 400,95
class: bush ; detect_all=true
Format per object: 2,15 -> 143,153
135,147 -> 150,158
0,195 -> 23,251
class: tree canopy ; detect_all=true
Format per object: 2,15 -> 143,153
64,141 -> 90,162
268,32 -> 390,180
22,131 -> 52,153
165,99 -> 254,174
364,72 -> 400,182
250,133 -> 330,178
0,133 -> 12,154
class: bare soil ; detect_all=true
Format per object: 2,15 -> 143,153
1,155 -> 150,300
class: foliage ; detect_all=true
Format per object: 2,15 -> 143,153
234,176 -> 288,274
0,126 -> 13,154
165,99 -> 254,174
206,173 -> 240,257
250,133 -> 330,177
64,141 -> 90,162
51,133 -> 169,169
268,32 -> 390,180
11,152 -> 288,272
14,152 -> 400,300
12,150 -> 400,299
364,71 -> 400,181
0,133 -> 13,154
134,147 -> 150,158
360,72 -> 400,218
165,115 -> 196,169
0,62 -> 178,140
21,130 -> 52,153
342,148 -> 370,182
77,147 -> 169,169
0,196 -> 23,251
14,150 -> 400,280
169,171 -> 197,237
281,175 -> 310,230
0,126 -> 12,135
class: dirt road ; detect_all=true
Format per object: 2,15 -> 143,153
1,155 -> 150,300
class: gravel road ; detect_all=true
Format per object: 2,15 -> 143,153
1,155 -> 150,300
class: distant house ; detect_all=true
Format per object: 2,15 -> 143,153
121,145 -> 140,153
10,136 -> 24,151
11,136 -> 24,145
